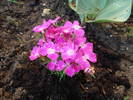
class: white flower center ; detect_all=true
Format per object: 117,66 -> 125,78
67,49 -> 74,56
47,48 -> 55,54
73,25 -> 80,30
64,29 -> 69,33
35,52 -> 39,57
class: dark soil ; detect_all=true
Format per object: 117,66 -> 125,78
0,0 -> 133,100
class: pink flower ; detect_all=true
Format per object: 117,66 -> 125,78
72,21 -> 85,37
80,42 -> 97,63
74,36 -> 86,47
37,39 -> 45,46
45,42 -> 59,60
75,52 -> 91,69
30,18 -> 97,77
55,60 -> 66,71
33,25 -> 46,33
61,21 -> 73,33
45,26 -> 59,39
83,53 -> 97,63
29,46 -> 40,60
47,61 -> 56,71
48,60 -> 66,71
39,42 -> 59,60
55,37 -> 66,52
71,64 -> 81,73
72,21 -> 81,30
48,17 -> 60,24
33,17 -> 60,32
39,45 -> 47,56
80,42 -> 93,53
65,66 -> 75,77
61,43 -> 76,60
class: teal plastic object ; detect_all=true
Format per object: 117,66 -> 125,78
69,0 -> 132,22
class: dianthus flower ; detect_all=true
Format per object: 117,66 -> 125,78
29,46 -> 40,61
29,17 -> 97,77
33,17 -> 60,32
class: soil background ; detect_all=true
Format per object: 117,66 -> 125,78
0,0 -> 133,100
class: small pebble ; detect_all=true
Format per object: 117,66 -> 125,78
31,35 -> 34,38
129,65 -> 133,69
126,47 -> 129,51
42,8 -> 51,16
42,3 -> 46,6
110,35 -> 113,37
19,32 -> 23,35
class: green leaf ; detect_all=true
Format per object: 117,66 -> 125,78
69,0 -> 132,23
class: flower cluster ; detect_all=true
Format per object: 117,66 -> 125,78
29,17 -> 97,77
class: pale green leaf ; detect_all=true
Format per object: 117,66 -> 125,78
69,0 -> 132,23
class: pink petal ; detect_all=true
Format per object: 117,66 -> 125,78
47,62 -> 56,71
37,39 -> 45,46
72,21 -> 81,30
65,66 -> 75,77
75,58 -> 90,69
61,49 -> 76,60
74,29 -> 85,37
64,21 -> 73,27
29,46 -> 40,61
56,60 -> 66,71
33,25 -> 44,32
50,16 -> 60,24
86,53 -> 97,63
33,17 -> 60,33
71,64 -> 81,73
29,56 -> 38,61
40,46 -> 47,56
47,53 -> 59,60
74,37 -> 86,47
73,20 -> 80,26
60,21 -> 73,33
81,42 -> 93,53
61,43 -> 76,60
79,61 -> 91,70
45,41 -> 55,48
75,52 -> 91,70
